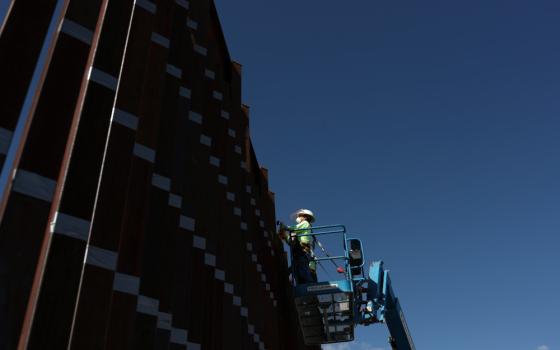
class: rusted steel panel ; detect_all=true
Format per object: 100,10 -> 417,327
0,0 -> 321,349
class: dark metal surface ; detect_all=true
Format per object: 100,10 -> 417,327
0,1 -> 318,349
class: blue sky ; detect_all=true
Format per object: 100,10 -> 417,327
2,1 -> 558,349
213,0 -> 560,349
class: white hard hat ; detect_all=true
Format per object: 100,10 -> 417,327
291,208 -> 316,223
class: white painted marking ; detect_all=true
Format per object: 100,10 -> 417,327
137,295 -> 159,316
170,327 -> 187,345
179,215 -> 195,231
179,86 -> 191,98
209,156 -> 220,167
212,91 -> 223,100
187,18 -> 198,30
52,212 -> 90,241
204,69 -> 215,80
157,312 -> 172,330
175,0 -> 189,10
85,245 -> 117,271
189,111 -> 203,124
192,235 -> 206,249
168,193 -> 182,208
166,64 -> 182,78
113,108 -> 138,130
151,32 -> 170,48
61,19 -> 93,45
89,67 -> 117,90
193,44 -> 207,56
12,170 -> 56,202
133,143 -> 156,163
152,173 -> 171,191
218,175 -> 228,185
113,273 -> 140,295
214,269 -> 225,281
136,0 -> 156,13
200,135 -> 212,146
204,253 -> 216,267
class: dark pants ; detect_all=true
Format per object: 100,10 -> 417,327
294,256 -> 317,284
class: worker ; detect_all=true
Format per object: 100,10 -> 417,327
278,209 -> 317,284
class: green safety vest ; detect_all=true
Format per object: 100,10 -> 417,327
289,221 -> 316,271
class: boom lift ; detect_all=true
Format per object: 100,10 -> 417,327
284,224 -> 415,350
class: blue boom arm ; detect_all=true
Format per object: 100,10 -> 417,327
361,261 -> 415,350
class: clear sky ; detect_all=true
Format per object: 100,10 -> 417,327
213,1 -> 560,349
2,1 -> 558,349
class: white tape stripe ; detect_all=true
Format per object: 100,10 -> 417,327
212,91 -> 223,101
113,108 -> 138,130
89,67 -> 117,90
193,44 -> 207,56
186,18 -> 198,30
214,269 -> 225,281
137,295 -> 159,316
189,111 -> 202,124
52,212 -> 90,241
133,143 -> 156,163
218,175 -> 227,185
209,156 -> 220,167
136,0 -> 156,13
85,246 -> 117,271
192,235 -> 205,249
179,215 -> 195,231
12,169 -> 56,202
151,32 -> 170,48
166,64 -> 182,78
152,173 -> 171,191
157,312 -> 172,330
0,127 -> 13,155
204,69 -> 215,80
170,328 -> 187,344
179,86 -> 191,98
61,19 -> 93,45
113,273 -> 140,295
187,342 -> 201,350
168,193 -> 182,208
200,134 -> 212,146
175,0 -> 189,9
204,253 -> 216,267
